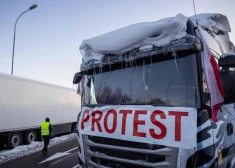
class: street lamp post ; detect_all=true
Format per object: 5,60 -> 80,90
11,4 -> 37,75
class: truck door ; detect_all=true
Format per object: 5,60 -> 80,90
224,104 -> 235,143
211,106 -> 233,167
214,106 -> 233,149
219,68 -> 235,145
214,68 -> 235,167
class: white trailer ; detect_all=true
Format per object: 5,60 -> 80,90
0,72 -> 81,149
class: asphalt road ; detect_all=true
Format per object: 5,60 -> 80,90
1,139 -> 81,168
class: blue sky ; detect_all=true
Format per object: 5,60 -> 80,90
0,0 -> 234,88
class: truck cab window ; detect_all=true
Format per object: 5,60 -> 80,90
145,53 -> 199,107
83,51 -> 200,108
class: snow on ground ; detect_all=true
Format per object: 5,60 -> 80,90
0,133 -> 77,165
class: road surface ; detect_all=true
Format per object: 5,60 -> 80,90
1,139 -> 81,168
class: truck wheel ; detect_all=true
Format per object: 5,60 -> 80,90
25,130 -> 37,144
9,132 -> 22,149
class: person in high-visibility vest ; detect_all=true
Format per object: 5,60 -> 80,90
40,118 -> 52,155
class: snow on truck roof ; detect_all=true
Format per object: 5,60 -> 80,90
80,13 -> 229,68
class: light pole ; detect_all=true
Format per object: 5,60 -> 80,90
11,4 -> 37,75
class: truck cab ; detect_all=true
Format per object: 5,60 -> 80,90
74,13 -> 235,168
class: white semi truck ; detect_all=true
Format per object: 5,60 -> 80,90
74,13 -> 235,168
0,72 -> 81,149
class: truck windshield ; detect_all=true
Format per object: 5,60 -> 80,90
82,51 -> 200,108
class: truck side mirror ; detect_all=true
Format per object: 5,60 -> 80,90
220,69 -> 235,104
73,72 -> 83,84
218,53 -> 235,68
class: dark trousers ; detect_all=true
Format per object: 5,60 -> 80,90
42,135 -> 50,152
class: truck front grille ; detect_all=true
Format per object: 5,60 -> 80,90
83,135 -> 178,168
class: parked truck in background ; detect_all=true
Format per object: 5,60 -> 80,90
0,72 -> 81,149
74,13 -> 235,167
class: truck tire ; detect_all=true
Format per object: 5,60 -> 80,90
25,130 -> 37,144
9,132 -> 22,149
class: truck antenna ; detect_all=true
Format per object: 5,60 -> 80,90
193,0 -> 199,26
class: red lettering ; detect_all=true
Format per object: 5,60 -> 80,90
91,111 -> 103,132
104,110 -> 117,134
81,110 -> 90,130
119,110 -> 132,135
149,110 -> 167,139
133,110 -> 147,137
169,111 -> 188,141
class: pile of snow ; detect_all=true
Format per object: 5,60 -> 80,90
190,13 -> 231,32
79,13 -> 230,68
0,133 -> 77,165
80,14 -> 187,54
190,13 -> 220,31
80,13 -> 188,66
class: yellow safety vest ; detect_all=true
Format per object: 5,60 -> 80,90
41,122 -> 50,136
